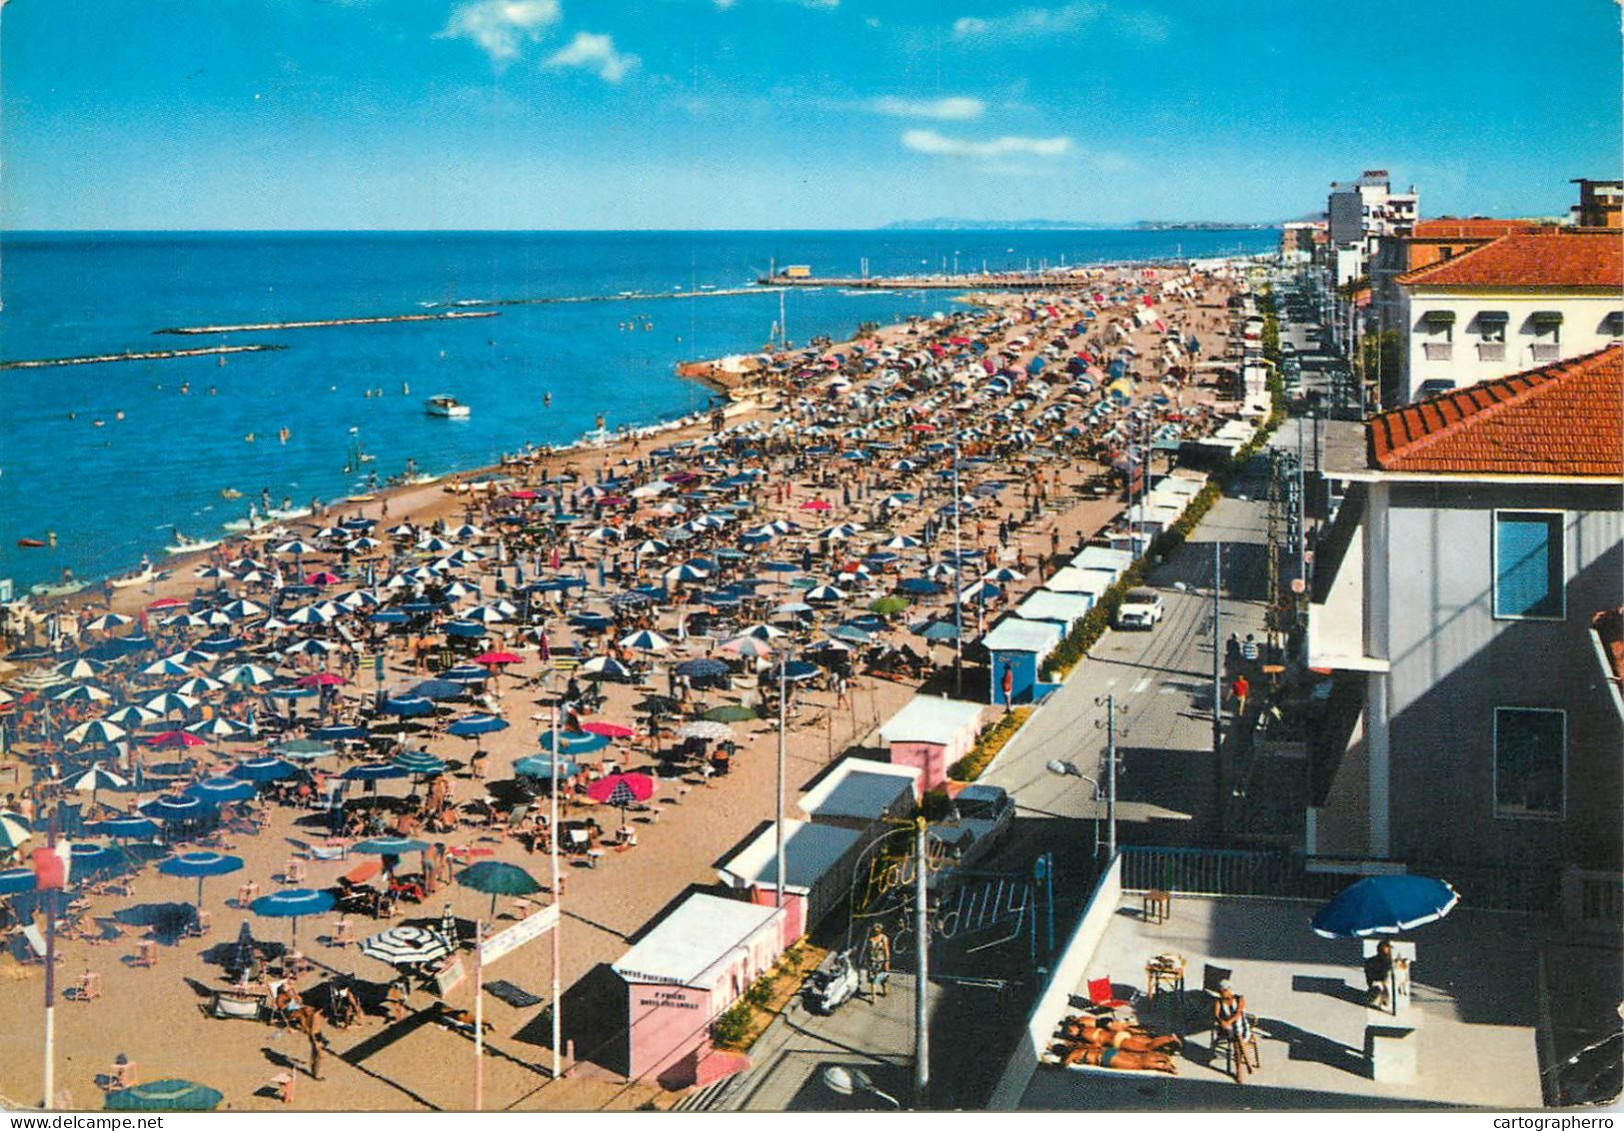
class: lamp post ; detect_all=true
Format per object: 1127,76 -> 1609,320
951,435 -> 964,697
1046,760 -> 1107,858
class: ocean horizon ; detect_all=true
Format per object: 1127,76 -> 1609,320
0,227 -> 1278,591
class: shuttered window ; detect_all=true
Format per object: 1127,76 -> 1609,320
1492,511 -> 1564,620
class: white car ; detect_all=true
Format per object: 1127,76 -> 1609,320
1116,588 -> 1165,630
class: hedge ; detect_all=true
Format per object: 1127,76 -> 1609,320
947,706 -> 1033,782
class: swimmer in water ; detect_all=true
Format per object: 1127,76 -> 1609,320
68,411 -> 76,420
544,392 -> 552,408
402,382 -> 410,395
207,386 -> 217,395
179,382 -> 190,395
93,419 -> 105,428
115,410 -> 125,421
245,433 -> 256,443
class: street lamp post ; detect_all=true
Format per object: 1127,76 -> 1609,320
951,435 -> 964,697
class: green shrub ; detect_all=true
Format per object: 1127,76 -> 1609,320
948,707 -> 1033,782
710,1001 -> 753,1047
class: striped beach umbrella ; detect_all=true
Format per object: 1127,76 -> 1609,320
54,658 -> 107,680
65,719 -> 128,745
360,924 -> 453,967
0,814 -> 34,851
618,629 -> 670,654
219,663 -> 277,688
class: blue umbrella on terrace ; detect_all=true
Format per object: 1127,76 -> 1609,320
250,888 -> 336,947
159,850 -> 244,909
1311,875 -> 1460,939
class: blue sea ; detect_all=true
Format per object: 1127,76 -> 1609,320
0,229 -> 1277,590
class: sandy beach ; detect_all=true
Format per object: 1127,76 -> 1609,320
0,262 -> 1251,1111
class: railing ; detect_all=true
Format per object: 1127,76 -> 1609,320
1422,342 -> 1453,361
1476,342 -> 1506,362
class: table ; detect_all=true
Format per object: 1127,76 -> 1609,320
1145,954 -> 1185,998
1141,889 -> 1172,925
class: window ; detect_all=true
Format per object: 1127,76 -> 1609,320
1493,510 -> 1565,619
1477,312 -> 1508,344
1493,708 -> 1565,819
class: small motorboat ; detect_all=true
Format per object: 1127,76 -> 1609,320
30,579 -> 87,599
165,532 -> 222,555
16,538 -> 46,549
109,563 -> 157,588
426,394 -> 471,418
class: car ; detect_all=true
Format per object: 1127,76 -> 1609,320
1116,588 -> 1165,630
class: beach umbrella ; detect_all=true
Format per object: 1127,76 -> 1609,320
343,763 -> 408,783
146,730 -> 206,750
277,738 -> 337,760
869,596 -> 910,616
141,794 -> 212,823
370,609 -> 410,625
0,868 -> 37,896
897,578 -> 942,596
87,816 -> 160,841
231,757 -> 297,783
799,499 -> 833,511
186,777 -> 257,805
674,658 -> 728,680
54,683 -> 113,704
514,755 -> 578,781
410,678 -> 466,701
54,657 -> 107,679
220,598 -> 266,620
68,765 -> 129,804
719,635 -> 774,659
219,663 -> 277,688
287,640 -> 339,660
360,923 -> 453,968
174,676 -> 224,696
677,720 -> 735,742
160,613 -> 210,630
309,724 -> 368,741
275,540 -> 320,557
702,704 -> 756,723
144,691 -> 198,716
381,696 -> 435,717
0,814 -> 34,851
538,730 -> 610,755
439,665 -> 491,685
65,719 -> 128,746
84,613 -> 134,633
250,888 -> 336,947
474,651 -> 521,668
393,751 -> 448,778
632,539 -> 670,557
619,629 -> 671,654
579,656 -> 634,682
986,566 -> 1026,583
806,584 -> 848,604
741,623 -> 787,641
585,772 -> 657,827
827,624 -> 874,645
447,713 -> 508,750
159,850 -> 244,909
580,721 -> 636,739
69,843 -> 128,875
914,619 -> 962,643
663,562 -> 710,584
294,671 -> 347,688
353,836 -> 429,857
455,859 -> 543,918
187,717 -> 250,739
1311,875 -> 1460,939
104,1080 -> 224,1113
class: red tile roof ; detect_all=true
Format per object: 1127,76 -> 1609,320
1397,229 -> 1624,289
1368,345 -> 1624,475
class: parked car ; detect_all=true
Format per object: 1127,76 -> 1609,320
1116,588 -> 1165,629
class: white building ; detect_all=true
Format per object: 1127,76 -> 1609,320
1395,229 -> 1623,402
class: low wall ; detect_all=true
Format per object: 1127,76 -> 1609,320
987,853 -> 1124,1109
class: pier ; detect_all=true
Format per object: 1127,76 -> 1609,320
0,343 -> 287,370
425,286 -> 770,308
154,310 -> 499,335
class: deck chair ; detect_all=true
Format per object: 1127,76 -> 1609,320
1086,976 -> 1131,1011
1202,964 -> 1234,996
503,804 -> 531,841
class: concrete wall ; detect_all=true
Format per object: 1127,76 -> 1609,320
1378,481 -> 1623,873
889,740 -> 949,792
988,855 -> 1124,1109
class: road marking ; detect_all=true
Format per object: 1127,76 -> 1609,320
1130,677 -> 1152,694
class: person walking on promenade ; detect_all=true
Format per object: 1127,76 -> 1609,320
863,923 -> 892,1000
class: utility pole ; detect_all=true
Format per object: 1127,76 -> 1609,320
42,813 -> 56,1111
1097,695 -> 1120,858
1212,541 -> 1224,827
913,817 -> 930,1106
776,651 -> 788,911
951,435 -> 964,697
550,700 -> 562,1081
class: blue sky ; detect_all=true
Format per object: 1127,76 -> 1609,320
3,0 -> 1619,229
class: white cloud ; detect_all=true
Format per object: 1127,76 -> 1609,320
546,31 -> 640,82
901,129 -> 1072,159
441,0 -> 561,64
952,3 -> 1168,43
861,96 -> 984,121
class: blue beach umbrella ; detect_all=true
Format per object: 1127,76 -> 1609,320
447,713 -> 508,751
159,850 -> 244,908
537,730 -> 609,755
231,757 -> 298,783
382,696 -> 435,717
87,816 -> 161,841
409,679 -> 466,701
342,763 -> 408,783
0,867 -> 37,896
353,836 -> 429,857
392,751 -> 448,776
250,888 -> 336,947
1311,875 -> 1460,939
455,859 -> 544,918
186,777 -> 258,805
69,843 -> 127,875
514,755 -> 579,780
277,738 -> 336,760
104,1079 -> 223,1113
140,794 -> 213,823
309,724 -> 368,741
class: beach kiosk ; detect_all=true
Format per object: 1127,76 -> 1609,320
981,617 -> 1064,708
878,695 -> 985,791
613,893 -> 786,1086
716,819 -> 864,941
1015,589 -> 1094,630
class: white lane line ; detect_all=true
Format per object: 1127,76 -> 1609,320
1131,677 -> 1152,695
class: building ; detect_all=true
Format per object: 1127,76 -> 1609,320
715,819 -> 865,943
1570,178 -> 1622,228
1306,346 -> 1623,890
1393,228 -> 1623,403
1370,218 -> 1544,356
980,616 -> 1066,708
878,695 -> 984,790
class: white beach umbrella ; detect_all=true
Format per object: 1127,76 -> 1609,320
618,629 -> 671,654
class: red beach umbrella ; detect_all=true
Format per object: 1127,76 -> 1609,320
147,730 -> 206,749
296,673 -> 348,688
585,772 -> 656,825
799,499 -> 833,512
581,721 -> 635,739
147,597 -> 185,609
304,571 -> 341,586
507,490 -> 537,501
474,651 -> 521,667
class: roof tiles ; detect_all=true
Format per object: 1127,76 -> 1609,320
1397,229 -> 1623,289
1368,345 -> 1623,476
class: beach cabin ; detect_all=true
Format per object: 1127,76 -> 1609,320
1070,546 -> 1133,583
981,616 -> 1065,707
613,893 -> 786,1086
878,695 -> 985,791
716,819 -> 864,942
1015,589 -> 1094,629
799,759 -> 923,823
1043,567 -> 1113,607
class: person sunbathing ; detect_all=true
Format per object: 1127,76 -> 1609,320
1054,1042 -> 1178,1074
1060,1015 -> 1182,1052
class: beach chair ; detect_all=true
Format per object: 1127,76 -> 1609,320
185,910 -> 212,938
268,1071 -> 296,1104
71,972 -> 102,1002
310,840 -> 349,862
133,940 -> 159,968
328,917 -> 357,946
282,859 -> 308,885
1086,976 -> 1130,1011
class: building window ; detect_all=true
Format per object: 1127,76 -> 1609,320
1493,707 -> 1565,820
1477,311 -> 1508,361
1529,311 -> 1562,362
1492,510 -> 1565,620
1604,311 -> 1623,339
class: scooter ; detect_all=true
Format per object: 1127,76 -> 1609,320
803,949 -> 860,1015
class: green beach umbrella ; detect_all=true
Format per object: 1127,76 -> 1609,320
105,1079 -> 224,1112
869,596 -> 909,616
702,704 -> 757,723
455,859 -> 543,918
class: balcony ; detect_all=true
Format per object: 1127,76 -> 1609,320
1531,343 -> 1561,363
1476,342 -> 1506,362
1422,342 -> 1453,362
